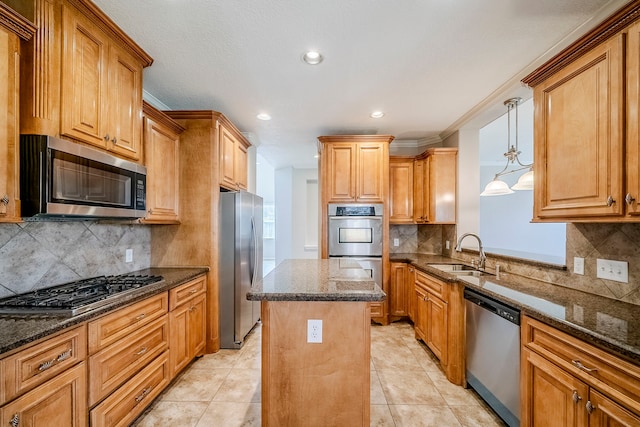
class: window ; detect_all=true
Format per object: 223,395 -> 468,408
263,203 -> 275,239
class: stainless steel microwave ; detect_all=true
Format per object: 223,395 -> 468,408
20,135 -> 147,219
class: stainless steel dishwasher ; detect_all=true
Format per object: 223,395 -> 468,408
465,288 -> 521,427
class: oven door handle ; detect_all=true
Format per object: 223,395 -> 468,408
328,216 -> 382,221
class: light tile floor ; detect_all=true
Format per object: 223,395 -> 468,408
133,321 -> 506,426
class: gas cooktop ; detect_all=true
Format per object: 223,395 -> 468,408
0,274 -> 164,316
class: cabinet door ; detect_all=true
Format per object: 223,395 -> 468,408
1,363 -> 87,427
588,389 -> 640,427
413,158 -> 428,223
169,301 -> 190,377
0,29 -> 19,221
534,34 -> 624,220
60,4 -> 109,149
326,143 -> 356,201
108,44 -> 142,160
407,266 -> 415,321
219,125 -> 239,190
626,21 -> 640,216
144,115 -> 180,223
389,159 -> 414,223
189,293 -> 206,359
428,151 -> 457,223
235,139 -> 248,190
521,347 -> 588,427
389,263 -> 408,317
426,293 -> 447,363
357,143 -> 384,202
414,285 -> 428,342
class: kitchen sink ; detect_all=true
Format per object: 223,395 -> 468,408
427,264 -> 493,277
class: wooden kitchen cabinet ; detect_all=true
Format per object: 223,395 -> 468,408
407,265 -> 415,321
0,5 -> 35,222
1,362 -> 87,427
389,158 -> 414,223
414,148 -> 457,224
219,119 -> 251,191
413,269 -> 464,385
141,102 -> 184,224
16,0 -> 152,160
319,135 -> 393,203
522,3 -> 640,222
169,275 -> 207,378
521,315 -> 640,426
389,262 -> 409,319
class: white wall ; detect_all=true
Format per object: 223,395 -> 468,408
274,167 -> 293,265
256,154 -> 275,262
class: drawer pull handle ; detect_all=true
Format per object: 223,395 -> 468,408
572,390 -> 582,404
10,413 -> 19,427
135,347 -> 148,356
190,289 -> 198,294
586,400 -> 596,414
38,348 -> 73,372
135,386 -> 152,403
571,359 -> 597,373
135,313 -> 146,321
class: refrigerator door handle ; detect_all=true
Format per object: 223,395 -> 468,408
250,215 -> 258,286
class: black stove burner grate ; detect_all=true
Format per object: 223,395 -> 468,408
0,274 -> 164,315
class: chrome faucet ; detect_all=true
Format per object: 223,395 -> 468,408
455,233 -> 486,270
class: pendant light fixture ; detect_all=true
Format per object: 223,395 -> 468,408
480,97 -> 534,196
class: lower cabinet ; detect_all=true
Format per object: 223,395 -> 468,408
1,362 -> 87,427
390,262 -> 409,319
413,269 -> 464,385
169,276 -> 207,378
521,315 -> 640,426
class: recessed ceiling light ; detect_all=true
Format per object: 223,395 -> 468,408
370,111 -> 385,119
302,51 -> 323,65
256,113 -> 271,121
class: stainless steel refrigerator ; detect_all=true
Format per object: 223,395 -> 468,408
219,191 -> 263,349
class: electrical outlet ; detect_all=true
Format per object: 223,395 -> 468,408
393,238 -> 399,247
307,319 -> 322,343
596,258 -> 628,283
573,257 -> 584,275
125,249 -> 133,263
445,240 -> 450,250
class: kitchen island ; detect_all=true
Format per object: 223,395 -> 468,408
247,258 -> 385,427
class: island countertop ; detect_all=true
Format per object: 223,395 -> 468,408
246,259 -> 386,302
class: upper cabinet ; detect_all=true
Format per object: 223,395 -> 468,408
319,135 -> 393,203
141,102 -> 184,224
219,117 -> 250,191
390,148 -> 457,225
523,2 -> 640,222
16,0 -> 153,161
0,4 -> 36,222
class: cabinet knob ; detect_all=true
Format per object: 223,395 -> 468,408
625,193 -> 636,205
104,134 -> 110,141
10,413 -> 19,427
1,195 -> 8,205
572,390 -> 582,404
606,195 -> 615,207
586,400 -> 596,414
112,136 -> 118,144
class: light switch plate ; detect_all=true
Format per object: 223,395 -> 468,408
573,257 -> 584,275
125,249 -> 133,263
596,259 -> 628,283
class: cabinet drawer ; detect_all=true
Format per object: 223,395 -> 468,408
370,302 -> 383,317
415,270 -> 445,300
523,316 -> 640,414
89,315 -> 168,406
1,325 -> 87,404
169,275 -> 206,311
88,293 -> 168,354
90,351 -> 169,427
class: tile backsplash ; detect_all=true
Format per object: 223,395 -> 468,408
0,221 -> 151,298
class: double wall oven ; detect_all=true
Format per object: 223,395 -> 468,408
328,204 -> 383,286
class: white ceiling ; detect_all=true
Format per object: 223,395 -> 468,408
93,0 -> 628,169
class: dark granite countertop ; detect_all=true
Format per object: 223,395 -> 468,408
391,253 -> 640,365
0,267 -> 208,355
247,259 -> 386,302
